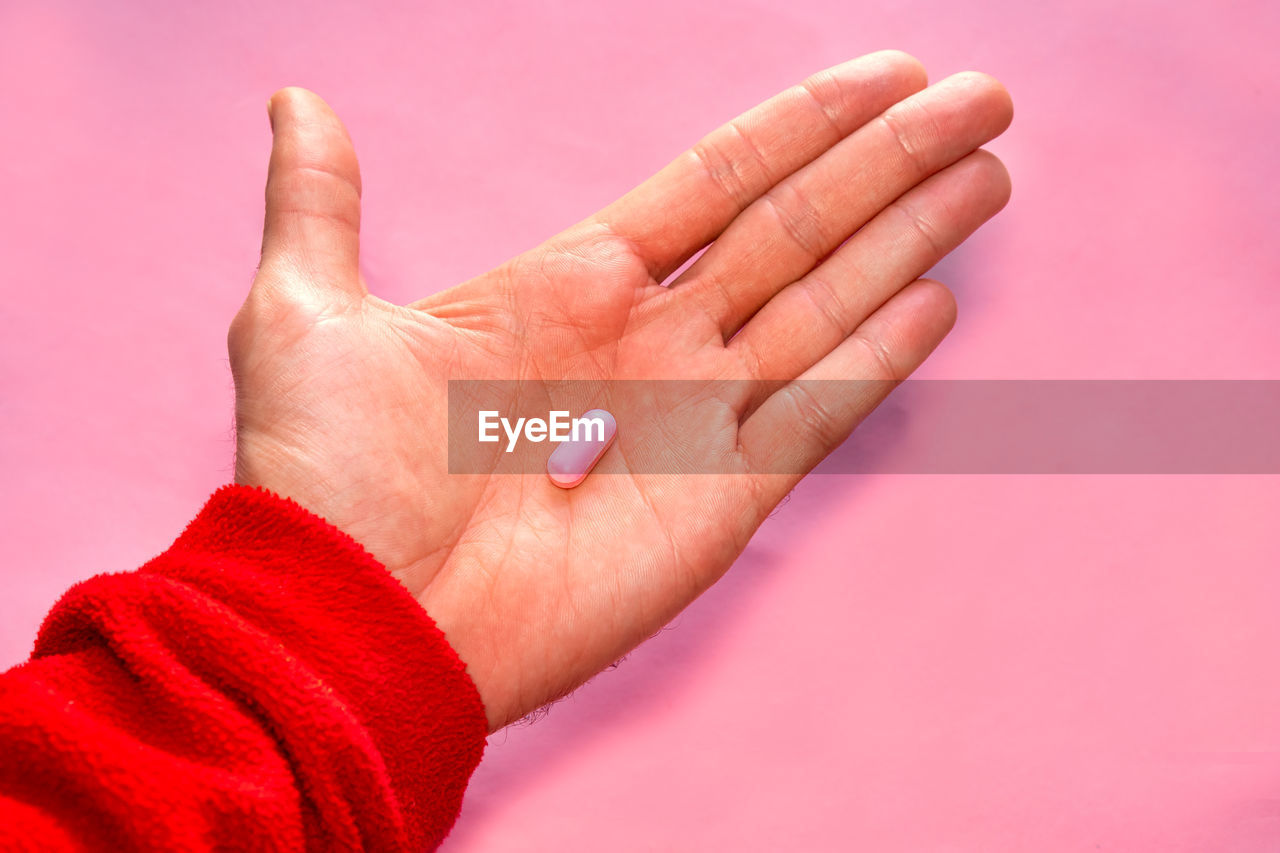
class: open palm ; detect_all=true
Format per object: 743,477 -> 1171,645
229,51 -> 1012,730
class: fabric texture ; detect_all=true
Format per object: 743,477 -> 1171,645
0,484 -> 487,850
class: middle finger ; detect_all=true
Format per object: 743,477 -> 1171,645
666,71 -> 1013,340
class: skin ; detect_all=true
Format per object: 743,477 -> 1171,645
229,50 -> 1013,731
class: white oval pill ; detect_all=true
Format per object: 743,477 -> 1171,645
546,409 -> 617,489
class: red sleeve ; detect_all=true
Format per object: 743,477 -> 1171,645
0,484 -> 487,851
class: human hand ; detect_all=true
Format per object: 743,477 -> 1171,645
228,51 -> 1012,731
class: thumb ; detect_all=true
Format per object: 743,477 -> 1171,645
258,87 -> 364,298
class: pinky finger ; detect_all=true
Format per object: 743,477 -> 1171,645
738,278 -> 956,504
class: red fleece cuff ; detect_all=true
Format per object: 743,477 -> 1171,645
128,484 -> 486,848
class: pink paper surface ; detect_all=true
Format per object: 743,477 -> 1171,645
2,1 -> 1278,849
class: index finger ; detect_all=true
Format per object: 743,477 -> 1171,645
589,50 -> 929,283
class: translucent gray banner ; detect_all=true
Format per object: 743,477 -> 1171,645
447,380 -> 1280,474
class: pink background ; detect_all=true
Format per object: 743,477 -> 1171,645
3,1 -> 1279,849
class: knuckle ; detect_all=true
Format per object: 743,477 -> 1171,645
784,382 -> 843,449
761,181 -> 829,263
691,121 -> 765,210
226,277 -> 290,354
227,293 -> 266,356
878,99 -> 940,177
851,331 -> 901,382
796,272 -> 852,339
892,194 -> 947,256
796,74 -> 846,137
